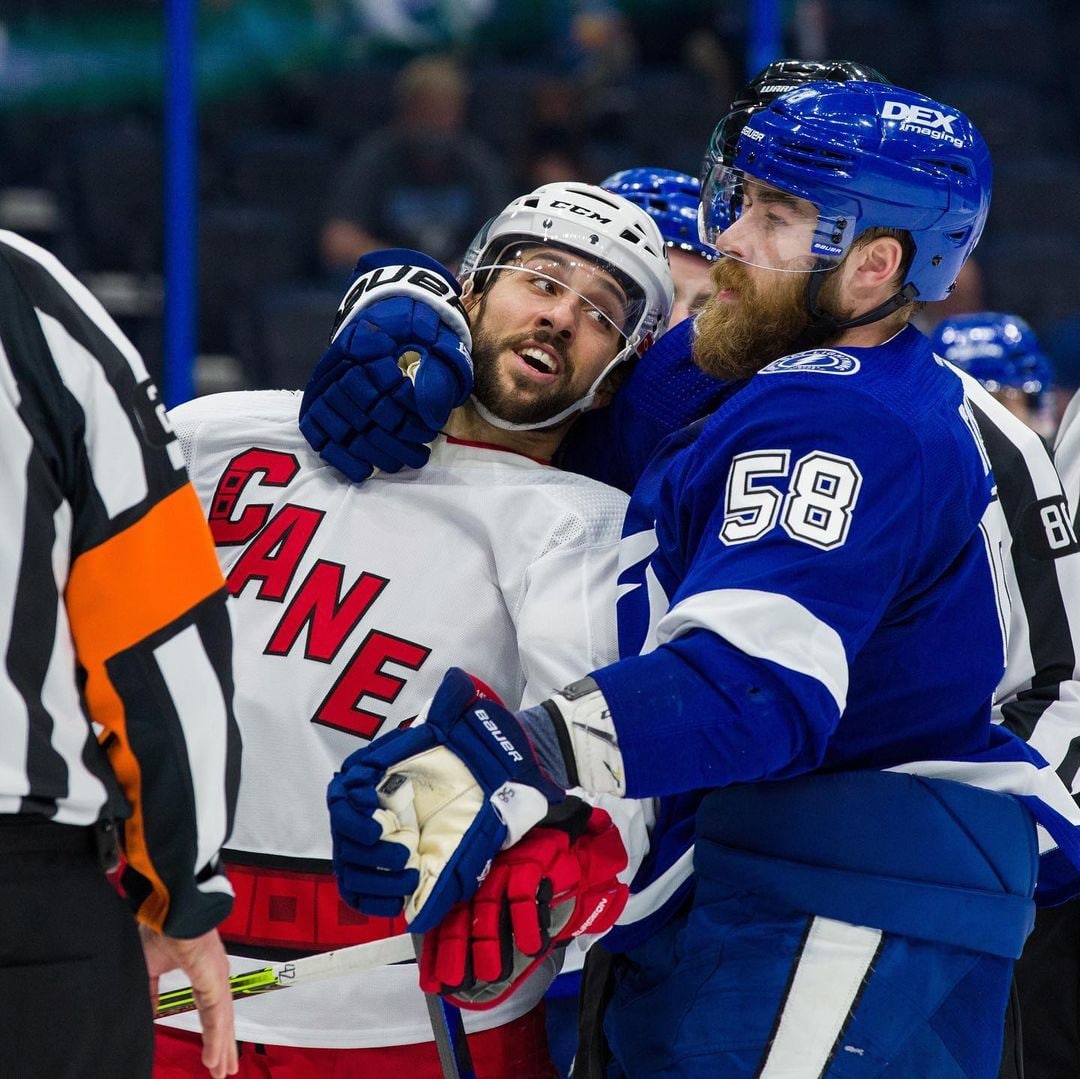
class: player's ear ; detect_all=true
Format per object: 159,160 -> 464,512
460,277 -> 481,316
850,235 -> 905,293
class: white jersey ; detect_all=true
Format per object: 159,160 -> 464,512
156,389 -> 633,1047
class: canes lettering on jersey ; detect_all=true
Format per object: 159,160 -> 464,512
207,446 -> 431,740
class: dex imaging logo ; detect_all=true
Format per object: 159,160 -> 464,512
882,100 -> 964,148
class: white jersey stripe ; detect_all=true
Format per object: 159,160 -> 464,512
43,503 -> 108,824
656,588 -> 849,712
618,845 -> 694,928
758,917 -> 882,1078
1024,686 -> 1080,795
155,626 -> 232,873
38,310 -> 148,518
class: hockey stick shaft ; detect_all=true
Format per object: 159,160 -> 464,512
155,932 -> 415,1018
413,934 -> 477,1079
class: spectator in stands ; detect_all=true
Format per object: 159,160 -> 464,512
320,55 -> 511,275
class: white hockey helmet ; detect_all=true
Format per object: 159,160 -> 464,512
460,181 -> 674,430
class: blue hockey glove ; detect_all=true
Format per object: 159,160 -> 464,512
327,668 -> 567,934
299,249 -> 474,482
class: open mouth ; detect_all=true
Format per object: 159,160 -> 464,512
516,344 -> 559,376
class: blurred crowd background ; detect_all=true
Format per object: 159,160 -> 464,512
3,0 -> 1080,420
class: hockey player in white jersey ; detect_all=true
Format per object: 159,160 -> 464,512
153,182 -> 672,1076
328,81 -> 1080,1078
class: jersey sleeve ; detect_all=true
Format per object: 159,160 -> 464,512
1,235 -> 241,938
591,379 -> 940,799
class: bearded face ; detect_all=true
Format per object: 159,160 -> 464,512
691,257 -> 849,380
469,314 -> 588,427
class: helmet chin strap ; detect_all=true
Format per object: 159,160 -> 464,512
804,268 -> 918,333
471,390 -> 598,432
470,338 -> 634,432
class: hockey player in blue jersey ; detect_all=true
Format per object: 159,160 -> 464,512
325,79 -> 1080,1077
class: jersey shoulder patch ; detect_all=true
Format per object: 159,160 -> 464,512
759,349 -> 861,376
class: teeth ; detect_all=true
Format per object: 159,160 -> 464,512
520,347 -> 555,372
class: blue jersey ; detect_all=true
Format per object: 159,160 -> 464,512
558,317 -> 737,493
596,325 -> 1080,949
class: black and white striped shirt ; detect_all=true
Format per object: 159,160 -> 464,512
952,366 -> 1080,861
0,230 -> 240,937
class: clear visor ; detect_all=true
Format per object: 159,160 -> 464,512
699,164 -> 856,273
466,244 -> 646,340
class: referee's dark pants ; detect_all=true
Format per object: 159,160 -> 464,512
0,816 -> 152,1078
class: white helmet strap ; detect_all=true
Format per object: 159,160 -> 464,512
472,342 -> 634,432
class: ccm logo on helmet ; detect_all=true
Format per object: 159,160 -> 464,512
549,200 -> 612,225
882,101 -> 963,148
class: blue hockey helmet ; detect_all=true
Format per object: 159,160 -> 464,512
601,168 -> 716,261
701,81 -> 992,303
930,313 -> 1054,398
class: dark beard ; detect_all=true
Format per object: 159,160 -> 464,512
692,258 -> 841,380
470,316 -> 580,427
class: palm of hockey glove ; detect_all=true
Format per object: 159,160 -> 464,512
299,248 -> 473,482
327,668 -> 566,935
418,799 -> 628,1010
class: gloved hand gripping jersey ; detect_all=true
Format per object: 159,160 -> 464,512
299,249 -> 474,482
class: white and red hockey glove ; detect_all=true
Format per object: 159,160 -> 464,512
418,797 -> 628,1010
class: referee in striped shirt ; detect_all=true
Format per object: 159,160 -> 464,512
0,231 -> 241,1077
931,313 -> 1080,1079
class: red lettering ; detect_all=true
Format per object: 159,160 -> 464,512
226,505 -> 324,600
266,561 -> 389,661
315,630 -> 430,739
209,449 -> 299,545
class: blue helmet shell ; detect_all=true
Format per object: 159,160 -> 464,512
726,81 -> 992,302
930,312 -> 1054,396
602,168 -> 717,261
